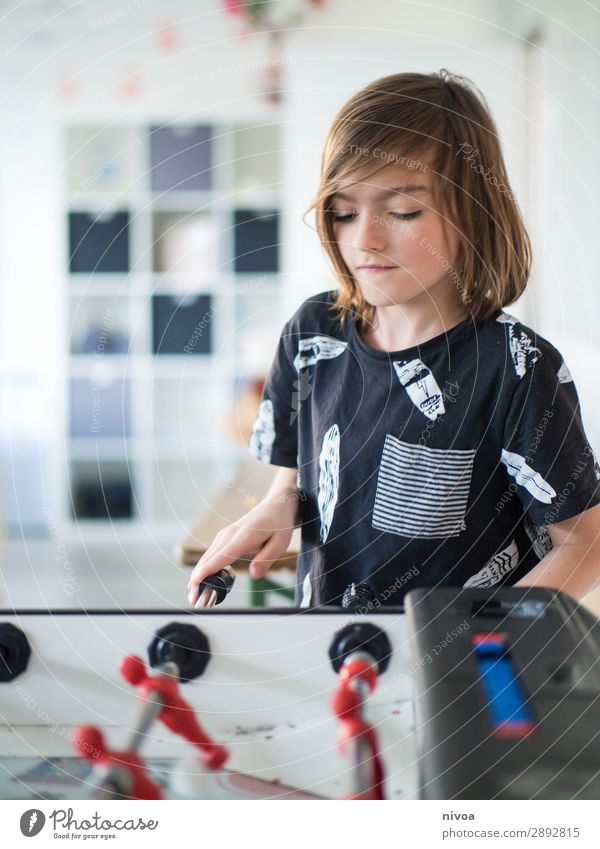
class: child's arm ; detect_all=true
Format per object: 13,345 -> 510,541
186,466 -> 301,606
497,331 -> 600,601
515,502 -> 600,600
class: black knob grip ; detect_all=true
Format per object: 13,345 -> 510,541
342,581 -> 377,611
196,565 -> 235,607
0,623 -> 31,683
328,622 -> 392,675
148,623 -> 211,682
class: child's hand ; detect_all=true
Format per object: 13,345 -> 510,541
186,498 -> 297,607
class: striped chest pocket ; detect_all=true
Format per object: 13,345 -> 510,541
372,435 -> 475,538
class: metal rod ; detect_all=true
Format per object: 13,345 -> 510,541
350,677 -> 372,798
124,661 -> 178,753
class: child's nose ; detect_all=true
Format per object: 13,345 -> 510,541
352,211 -> 389,251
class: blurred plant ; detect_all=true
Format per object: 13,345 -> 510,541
221,1 -> 327,103
221,0 -> 326,33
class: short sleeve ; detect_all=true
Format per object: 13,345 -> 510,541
501,343 -> 600,526
247,318 -> 298,468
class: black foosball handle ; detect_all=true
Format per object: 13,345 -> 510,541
195,565 -> 236,608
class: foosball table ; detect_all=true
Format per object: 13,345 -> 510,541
0,607 -> 414,800
1,587 -> 599,800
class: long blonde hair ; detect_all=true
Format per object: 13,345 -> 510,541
303,69 -> 531,332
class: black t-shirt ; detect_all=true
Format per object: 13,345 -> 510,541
248,290 -> 600,607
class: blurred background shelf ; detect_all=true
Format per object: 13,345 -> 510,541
63,118 -> 285,539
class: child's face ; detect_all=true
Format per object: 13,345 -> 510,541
330,164 -> 461,312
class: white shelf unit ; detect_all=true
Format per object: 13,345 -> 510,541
63,119 -> 285,540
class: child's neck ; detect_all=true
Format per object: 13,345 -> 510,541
362,301 -> 469,353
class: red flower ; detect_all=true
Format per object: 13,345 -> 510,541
222,0 -> 244,15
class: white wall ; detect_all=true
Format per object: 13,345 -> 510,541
533,3 -> 600,448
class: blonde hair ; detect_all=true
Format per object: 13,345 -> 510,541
303,69 -> 532,332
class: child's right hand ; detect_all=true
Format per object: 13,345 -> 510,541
186,495 -> 298,607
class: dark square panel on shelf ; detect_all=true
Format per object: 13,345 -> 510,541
68,211 -> 130,273
70,463 -> 133,520
149,124 -> 214,192
72,323 -> 129,355
152,294 -> 212,355
69,378 -> 131,437
233,209 -> 279,273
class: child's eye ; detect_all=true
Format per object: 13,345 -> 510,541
391,211 -> 422,221
332,211 -> 357,222
331,210 -> 422,223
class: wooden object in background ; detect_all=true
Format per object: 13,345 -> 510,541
175,459 -> 300,570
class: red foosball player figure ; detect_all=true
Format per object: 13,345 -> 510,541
120,655 -> 228,771
331,655 -> 385,800
73,725 -> 163,800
